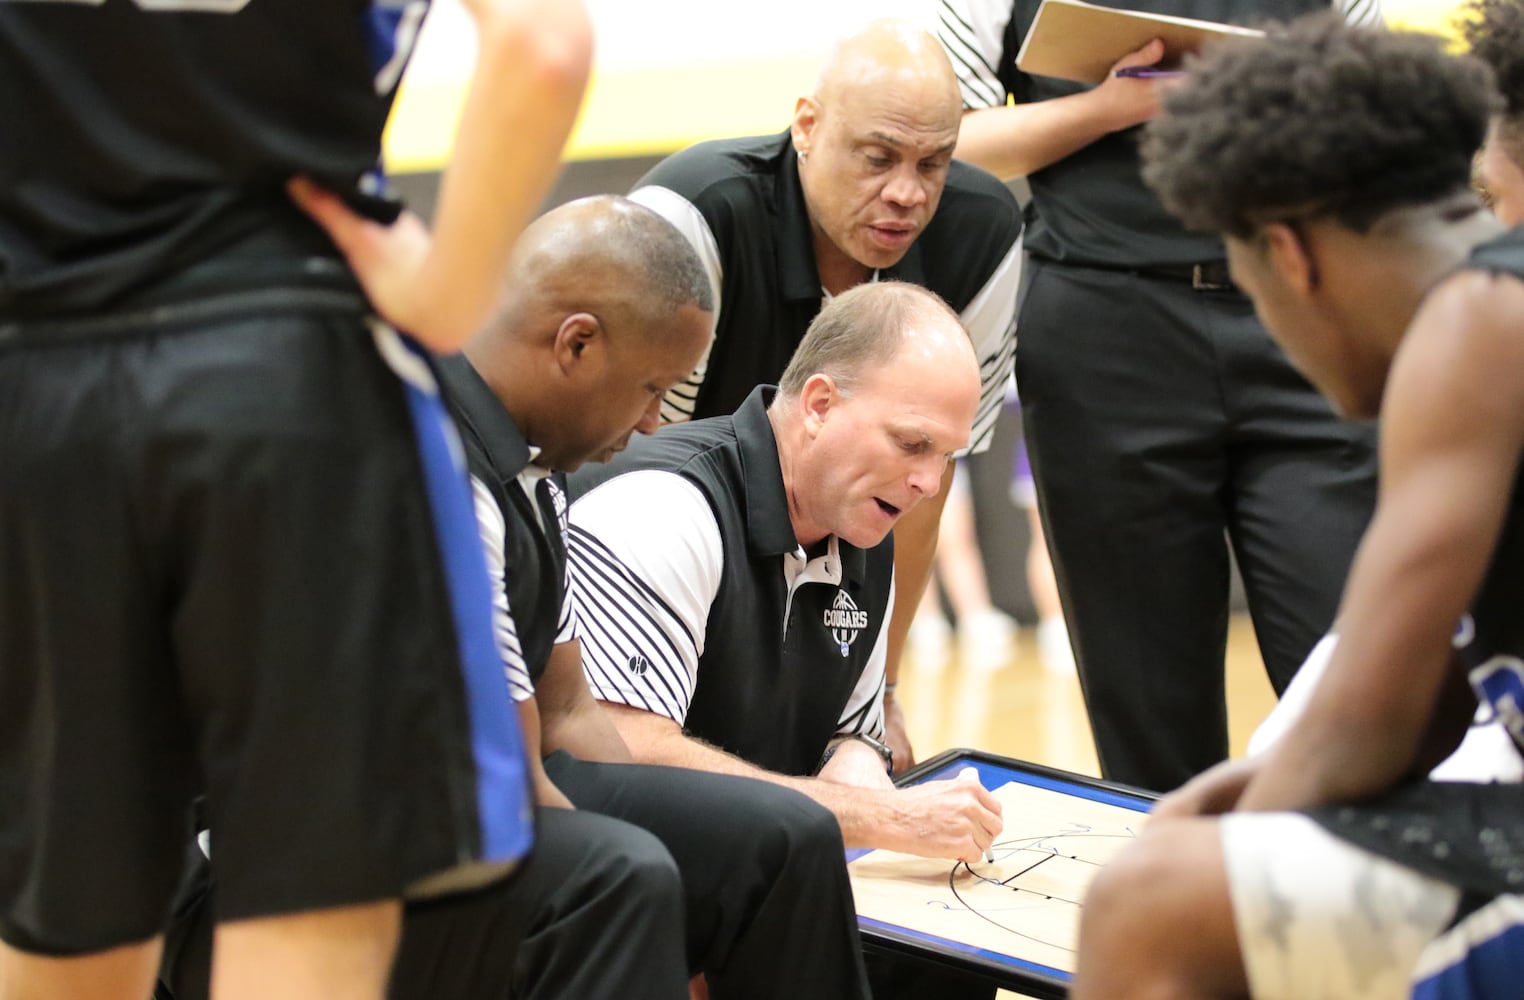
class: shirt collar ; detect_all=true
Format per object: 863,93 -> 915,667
436,352 -> 533,483
734,383 -> 868,586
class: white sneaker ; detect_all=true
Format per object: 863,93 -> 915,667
1037,617 -> 1076,675
958,609 -> 1018,674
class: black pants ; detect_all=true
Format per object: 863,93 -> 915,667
157,806 -> 690,1000
546,752 -> 872,1000
1016,258 -> 1378,792
159,755 -> 869,1000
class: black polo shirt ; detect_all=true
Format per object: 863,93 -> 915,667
630,131 -> 1023,454
936,0 -> 1377,269
437,354 -> 574,701
567,386 -> 895,777
1,0 -> 422,318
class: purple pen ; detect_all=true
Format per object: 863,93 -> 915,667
1115,67 -> 1189,79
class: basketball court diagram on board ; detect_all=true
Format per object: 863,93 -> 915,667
849,754 -> 1154,985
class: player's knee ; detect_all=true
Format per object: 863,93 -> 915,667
755,786 -> 846,860
1084,822 -> 1196,938
603,826 -> 683,909
405,857 -> 521,901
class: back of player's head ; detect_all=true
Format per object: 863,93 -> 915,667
1141,14 -> 1497,238
1464,0 -> 1524,148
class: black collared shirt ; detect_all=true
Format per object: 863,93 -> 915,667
631,131 -> 1023,454
567,386 -> 894,777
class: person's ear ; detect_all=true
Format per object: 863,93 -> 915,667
791,97 -> 821,161
1263,221 -> 1321,295
552,312 -> 602,377
798,373 -> 838,439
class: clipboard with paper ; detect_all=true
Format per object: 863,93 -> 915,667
1015,0 -> 1264,85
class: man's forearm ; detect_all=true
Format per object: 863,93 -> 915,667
614,717 -> 1005,859
956,88 -> 1145,180
540,698 -> 635,765
616,720 -> 908,849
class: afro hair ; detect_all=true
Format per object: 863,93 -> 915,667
1140,13 -> 1496,238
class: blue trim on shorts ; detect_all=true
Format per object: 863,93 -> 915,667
394,335 -> 533,864
1413,912 -> 1524,1000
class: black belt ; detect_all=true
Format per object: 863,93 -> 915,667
1136,260 -> 1236,291
1044,257 -> 1237,292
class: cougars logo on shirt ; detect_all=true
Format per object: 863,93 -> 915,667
823,589 -> 869,657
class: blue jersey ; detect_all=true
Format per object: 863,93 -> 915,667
0,0 -> 429,317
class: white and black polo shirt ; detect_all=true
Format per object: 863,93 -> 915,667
438,354 -> 577,704
568,386 -> 894,777
630,130 -> 1023,455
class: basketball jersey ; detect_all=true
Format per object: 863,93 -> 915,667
0,0 -> 428,318
1456,228 -> 1524,756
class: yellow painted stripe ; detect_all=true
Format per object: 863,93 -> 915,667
383,1 -> 1467,174
384,55 -> 819,173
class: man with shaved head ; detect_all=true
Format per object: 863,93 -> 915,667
155,196 -> 872,1000
630,19 -> 1024,771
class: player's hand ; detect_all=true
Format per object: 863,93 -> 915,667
889,768 -> 1003,862
1092,38 -> 1172,132
288,176 -> 440,341
1151,756 -> 1260,821
883,689 -> 916,775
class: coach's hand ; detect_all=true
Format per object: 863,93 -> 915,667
882,689 -> 916,776
882,768 -> 1003,862
287,177 -> 445,342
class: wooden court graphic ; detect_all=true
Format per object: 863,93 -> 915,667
849,780 -> 1149,975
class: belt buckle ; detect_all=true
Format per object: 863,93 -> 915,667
1192,263 -> 1231,291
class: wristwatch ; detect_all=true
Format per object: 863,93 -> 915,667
816,732 -> 894,775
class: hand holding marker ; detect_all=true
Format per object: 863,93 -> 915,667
1114,66 -> 1188,79
959,766 -> 996,863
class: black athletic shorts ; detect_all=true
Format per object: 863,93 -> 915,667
0,288 -> 533,954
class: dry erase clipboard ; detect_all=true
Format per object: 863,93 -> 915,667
1015,0 -> 1263,85
850,749 -> 1156,998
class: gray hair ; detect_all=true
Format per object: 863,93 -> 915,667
777,281 -> 963,399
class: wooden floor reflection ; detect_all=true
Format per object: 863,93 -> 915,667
894,613 -> 1278,1000
898,611 -> 1276,780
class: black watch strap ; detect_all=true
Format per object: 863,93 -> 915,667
817,732 -> 894,774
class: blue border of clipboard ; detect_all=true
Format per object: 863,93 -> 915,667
852,748 -> 1156,999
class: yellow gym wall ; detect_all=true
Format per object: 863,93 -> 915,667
382,0 -> 1471,175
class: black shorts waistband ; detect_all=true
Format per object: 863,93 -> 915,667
0,285 -> 369,349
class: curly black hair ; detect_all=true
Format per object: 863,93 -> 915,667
1140,13 -> 1497,238
1463,0 -> 1524,118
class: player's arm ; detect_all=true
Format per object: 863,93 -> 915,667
600,702 -> 1002,861
537,638 -> 635,764
880,463 -> 952,774
293,0 -> 592,353
937,0 -> 1167,182
953,42 -> 1170,180
1239,269 -> 1524,812
518,696 -> 574,810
